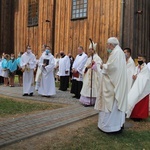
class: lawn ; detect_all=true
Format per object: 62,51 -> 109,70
49,118 -> 150,150
0,97 -> 63,117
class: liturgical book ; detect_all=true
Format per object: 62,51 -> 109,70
43,59 -> 49,66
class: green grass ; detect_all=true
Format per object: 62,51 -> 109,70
49,121 -> 150,150
0,97 -> 62,117
55,81 -> 60,88
14,75 -> 19,83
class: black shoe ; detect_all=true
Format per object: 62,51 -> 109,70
29,93 -> 33,96
46,96 -> 51,98
132,118 -> 142,122
72,96 -> 76,98
42,95 -> 50,98
83,104 -> 94,107
76,96 -> 80,99
83,104 -> 88,107
23,93 -> 28,96
121,125 -> 124,130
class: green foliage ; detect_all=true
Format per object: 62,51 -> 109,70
0,97 -> 61,117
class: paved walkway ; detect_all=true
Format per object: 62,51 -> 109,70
0,85 -> 98,147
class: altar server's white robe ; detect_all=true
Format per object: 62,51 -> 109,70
38,53 -> 56,96
95,45 -> 128,133
126,64 -> 150,118
20,52 -> 36,94
58,55 -> 70,76
72,52 -> 88,81
126,57 -> 135,92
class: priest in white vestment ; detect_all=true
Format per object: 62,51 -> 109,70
123,48 -> 136,92
20,46 -> 36,96
38,49 -> 56,97
126,55 -> 150,119
95,37 -> 128,133
80,40 -> 102,106
71,46 -> 88,99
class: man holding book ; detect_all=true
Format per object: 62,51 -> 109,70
70,46 -> 88,99
38,46 -> 56,97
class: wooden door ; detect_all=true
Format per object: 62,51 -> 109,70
133,0 -> 150,62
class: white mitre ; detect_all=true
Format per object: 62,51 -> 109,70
107,37 -> 119,45
89,40 -> 97,51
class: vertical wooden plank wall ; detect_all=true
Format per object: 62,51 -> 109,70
0,0 -> 14,54
1,0 -> 149,62
134,0 -> 150,62
54,0 -> 121,62
2,0 -> 121,60
122,0 -> 135,51
122,0 -> 150,62
13,0 -> 54,56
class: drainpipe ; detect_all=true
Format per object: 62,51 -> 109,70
120,0 -> 125,47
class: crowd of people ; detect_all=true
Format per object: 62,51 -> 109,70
0,37 -> 150,134
0,52 -> 23,87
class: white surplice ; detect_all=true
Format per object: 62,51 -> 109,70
126,64 -> 150,118
95,45 -> 127,132
58,55 -> 70,76
126,57 -> 135,92
72,52 -> 88,81
20,52 -> 36,94
38,53 -> 56,96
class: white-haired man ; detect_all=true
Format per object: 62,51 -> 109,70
79,40 -> 102,106
95,37 -> 128,133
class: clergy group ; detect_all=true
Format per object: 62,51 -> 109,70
0,37 -> 150,134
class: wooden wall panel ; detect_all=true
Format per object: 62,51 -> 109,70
12,0 -> 55,56
38,0 -> 44,53
1,0 -> 149,62
1,0 -> 122,60
0,0 -> 14,55
54,0 -> 121,62
122,0 -> 150,62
